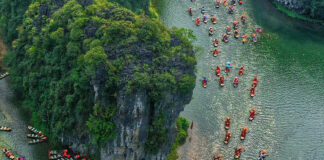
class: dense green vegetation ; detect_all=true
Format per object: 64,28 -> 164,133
273,0 -> 324,22
2,0 -> 196,154
167,117 -> 190,160
110,0 -> 149,13
0,0 -> 31,45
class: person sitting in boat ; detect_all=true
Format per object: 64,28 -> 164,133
235,146 -> 243,158
216,66 -> 221,76
211,15 -> 217,24
223,0 -> 228,6
225,64 -> 230,73
241,14 -> 246,24
252,33 -> 258,42
225,117 -> 231,129
216,0 -> 221,8
253,76 -> 258,86
226,25 -> 231,34
239,0 -> 243,4
240,128 -> 248,139
249,108 -> 257,120
219,76 -> 225,86
241,35 -> 247,43
228,6 -> 234,14
223,34 -> 229,43
201,7 -> 206,13
209,27 -> 214,35
196,17 -> 201,26
214,39 -> 219,47
239,65 -> 244,75
257,27 -> 263,33
203,78 -> 208,86
250,87 -> 255,96
203,14 -> 208,23
234,29 -> 239,38
233,77 -> 239,85
231,0 -> 236,5
189,7 -> 193,16
213,154 -> 223,160
233,20 -> 239,29
213,48 -> 219,57
258,150 -> 268,160
224,132 -> 232,144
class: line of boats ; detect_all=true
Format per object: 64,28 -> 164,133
2,148 -> 24,160
27,125 -> 47,144
0,126 -> 12,131
48,149 -> 91,160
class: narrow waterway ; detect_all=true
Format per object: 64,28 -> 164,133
0,39 -> 49,159
159,0 -> 324,159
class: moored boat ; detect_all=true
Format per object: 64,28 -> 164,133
0,126 -> 12,131
28,137 -> 47,144
27,133 -> 42,138
27,125 -> 42,135
0,72 -> 9,80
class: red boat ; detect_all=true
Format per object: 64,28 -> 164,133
202,79 -> 208,88
249,109 -> 256,121
240,128 -> 248,140
214,39 -> 219,47
225,117 -> 230,130
189,8 -> 193,16
239,65 -> 244,75
219,76 -> 225,86
224,132 -> 232,144
250,87 -> 255,97
196,17 -> 200,26
213,49 -> 219,57
225,67 -> 230,73
216,66 -> 221,76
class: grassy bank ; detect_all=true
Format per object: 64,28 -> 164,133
167,117 -> 190,160
272,1 -> 324,24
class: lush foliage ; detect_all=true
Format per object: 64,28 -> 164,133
110,0 -> 149,13
5,0 -> 196,152
0,0 -> 31,45
273,0 -> 324,21
166,117 -> 190,160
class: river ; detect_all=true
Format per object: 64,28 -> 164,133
159,0 -> 324,160
0,39 -> 49,159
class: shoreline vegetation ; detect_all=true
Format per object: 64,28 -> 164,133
271,1 -> 324,24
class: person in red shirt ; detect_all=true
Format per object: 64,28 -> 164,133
249,109 -> 257,121
224,132 -> 232,144
240,128 -> 248,140
213,49 -> 219,57
225,117 -> 231,130
235,146 -> 243,158
239,65 -> 244,75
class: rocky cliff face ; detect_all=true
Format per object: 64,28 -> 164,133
274,0 -> 307,14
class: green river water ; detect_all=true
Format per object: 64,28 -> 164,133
1,0 -> 324,160
159,0 -> 324,160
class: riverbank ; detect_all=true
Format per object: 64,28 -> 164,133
271,1 -> 324,24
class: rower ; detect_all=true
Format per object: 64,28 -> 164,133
226,25 -> 231,34
223,34 -> 229,43
239,65 -> 244,75
257,27 -> 263,33
249,108 -> 257,121
258,150 -> 268,160
235,146 -> 243,158
213,48 -> 219,57
231,0 -> 236,5
234,29 -> 239,38
241,14 -> 247,24
219,76 -> 225,86
216,66 -> 221,76
233,77 -> 239,85
223,0 -> 228,6
203,14 -> 208,23
242,35 -> 247,43
224,132 -> 232,144
213,154 -> 223,160
233,20 -> 239,29
211,15 -> 217,24
209,27 -> 214,35
214,39 -> 219,47
189,8 -> 193,16
240,128 -> 248,140
225,64 -> 230,73
203,78 -> 208,85
201,7 -> 206,13
196,17 -> 201,26
253,76 -> 258,86
228,6 -> 234,14
225,117 -> 231,129
239,0 -> 243,5
252,33 -> 258,42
